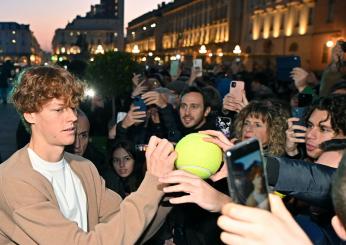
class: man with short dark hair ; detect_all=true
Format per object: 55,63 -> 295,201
178,86 -> 215,137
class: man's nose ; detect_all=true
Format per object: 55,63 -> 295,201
74,136 -> 80,148
68,108 -> 77,122
306,128 -> 316,139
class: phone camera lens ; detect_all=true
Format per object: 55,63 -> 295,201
232,82 -> 236,87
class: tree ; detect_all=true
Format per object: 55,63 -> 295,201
86,51 -> 142,117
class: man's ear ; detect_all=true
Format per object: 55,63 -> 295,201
204,106 -> 211,117
332,215 -> 346,240
23,112 -> 35,124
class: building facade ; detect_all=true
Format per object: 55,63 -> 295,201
126,0 -> 242,64
52,0 -> 124,61
126,0 -> 346,71
240,0 -> 346,70
0,22 -> 42,65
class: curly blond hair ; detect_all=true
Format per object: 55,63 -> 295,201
12,66 -> 85,129
12,66 -> 84,113
233,100 -> 289,156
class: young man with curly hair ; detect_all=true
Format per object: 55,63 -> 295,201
0,66 -> 176,245
286,94 -> 346,161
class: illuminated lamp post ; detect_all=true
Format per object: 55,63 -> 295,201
132,44 -> 140,61
233,45 -> 242,55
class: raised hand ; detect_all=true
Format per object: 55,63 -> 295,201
199,130 -> 234,152
145,136 -> 176,178
290,67 -> 309,92
121,105 -> 146,129
141,91 -> 168,108
131,79 -> 148,98
217,194 -> 312,245
285,117 -> 307,156
223,90 -> 248,113
159,170 -> 231,212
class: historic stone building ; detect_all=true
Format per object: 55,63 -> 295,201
126,0 -> 242,64
126,0 -> 345,70
52,0 -> 124,61
240,0 -> 346,70
0,22 -> 42,65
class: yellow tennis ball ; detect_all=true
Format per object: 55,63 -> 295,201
175,133 -> 223,179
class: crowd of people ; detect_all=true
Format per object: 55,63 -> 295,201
0,40 -> 345,244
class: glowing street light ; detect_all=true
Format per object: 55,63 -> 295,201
95,44 -> 105,54
326,40 -> 334,48
85,88 -> 95,98
233,45 -> 242,55
132,45 -> 140,54
199,45 -> 207,54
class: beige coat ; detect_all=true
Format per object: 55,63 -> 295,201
0,147 -> 169,245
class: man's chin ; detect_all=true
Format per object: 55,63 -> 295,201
182,122 -> 196,128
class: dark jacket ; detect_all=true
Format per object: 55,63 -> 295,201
266,156 -> 335,209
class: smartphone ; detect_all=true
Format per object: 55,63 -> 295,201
225,137 -> 270,210
291,107 -> 307,138
216,116 -> 232,138
229,80 -> 245,102
133,96 -> 147,112
170,60 -> 180,77
297,93 -> 313,107
276,56 -> 301,82
193,58 -> 203,77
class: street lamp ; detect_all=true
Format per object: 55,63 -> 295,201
132,45 -> 140,54
233,45 -> 242,55
326,40 -> 334,48
199,45 -> 207,54
95,44 -> 104,54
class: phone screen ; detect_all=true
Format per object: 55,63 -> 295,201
226,138 -> 270,210
170,60 -> 180,77
193,59 -> 203,77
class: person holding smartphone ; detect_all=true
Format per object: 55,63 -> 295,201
285,95 -> 346,161
218,152 -> 346,245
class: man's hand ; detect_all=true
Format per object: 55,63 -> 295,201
285,118 -> 306,156
145,136 -> 176,178
142,91 -> 168,108
291,67 -> 308,92
121,105 -> 146,129
131,80 -> 148,98
160,170 -> 231,212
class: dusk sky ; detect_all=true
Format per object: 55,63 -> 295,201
0,0 -> 165,51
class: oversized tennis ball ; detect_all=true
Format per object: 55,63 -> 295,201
175,133 -> 222,179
